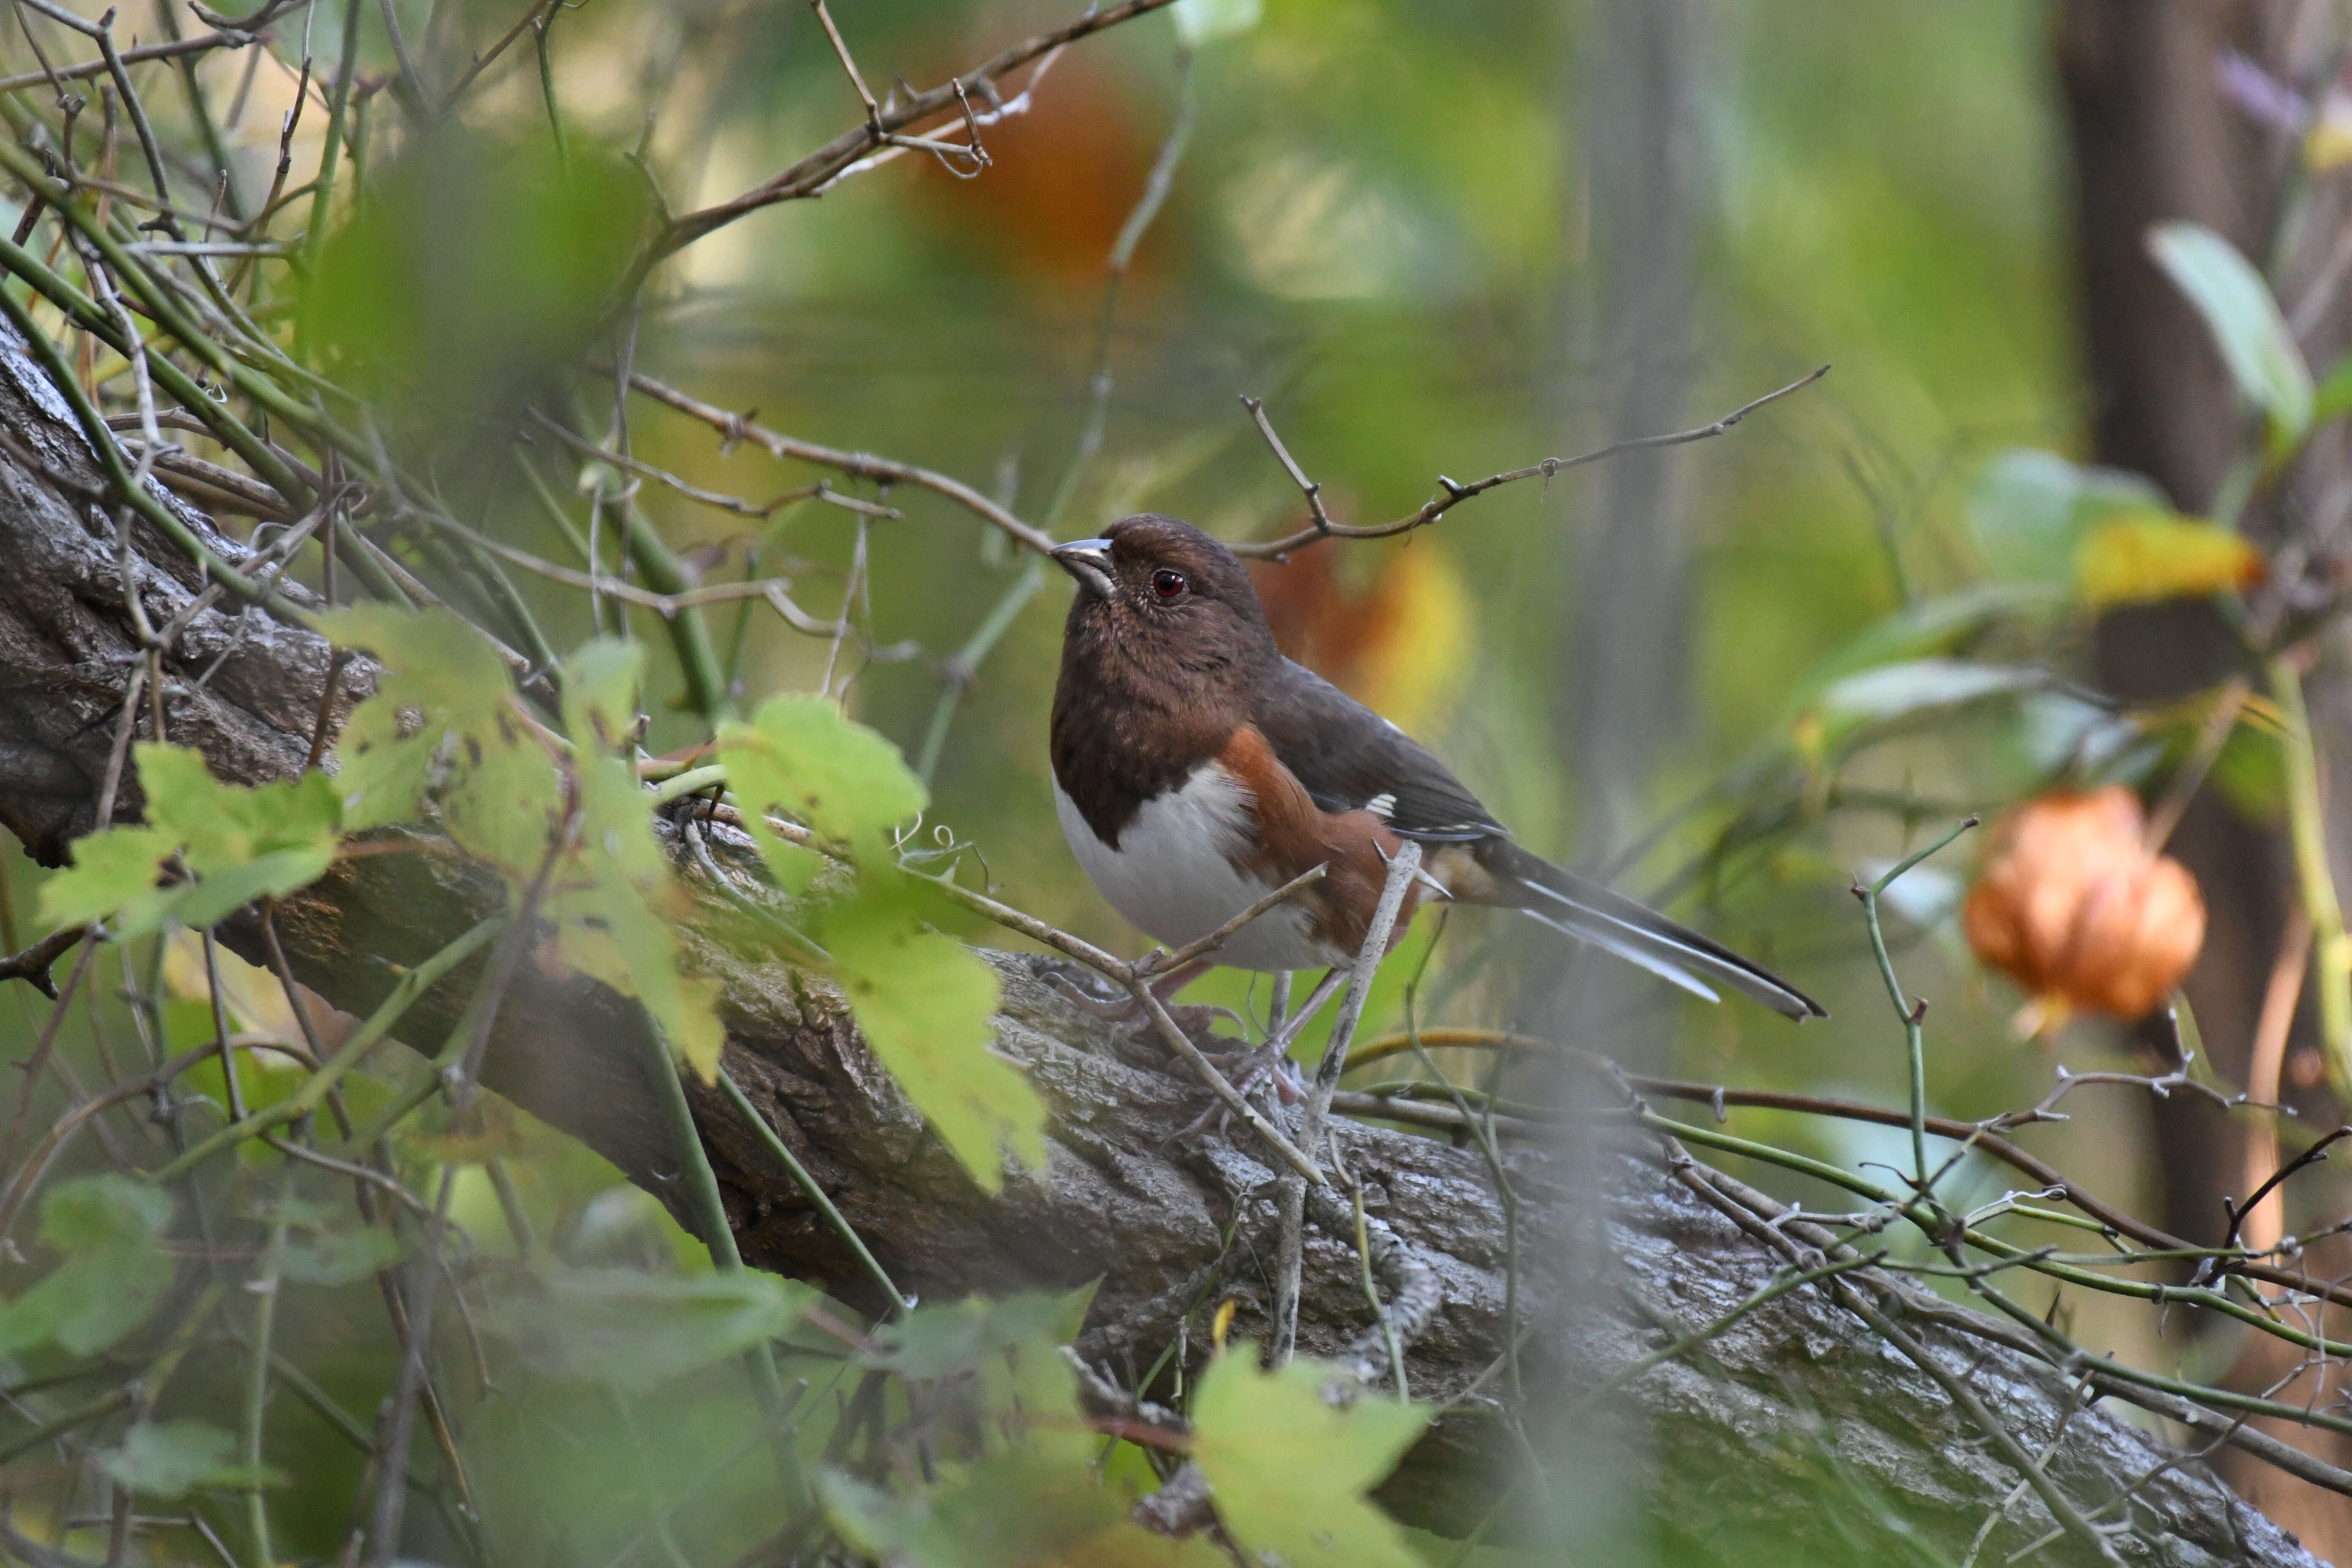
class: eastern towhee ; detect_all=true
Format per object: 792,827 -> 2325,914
1048,514 -> 1824,1021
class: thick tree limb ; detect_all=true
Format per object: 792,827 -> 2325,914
0,324 -> 2321,1565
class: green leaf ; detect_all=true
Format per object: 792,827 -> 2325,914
440,711 -> 567,883
2312,354 -> 2352,433
486,1265 -> 813,1389
822,1453 -> 1223,1568
316,604 -> 513,831
552,640 -> 727,1078
561,750 -> 728,1078
100,1420 -> 284,1500
2075,514 -> 2266,608
2148,222 -> 2313,438
1801,584 -> 2068,698
1967,449 -> 2168,586
561,635 -> 644,752
0,1176 -> 176,1358
863,1285 -> 1096,1380
718,694 -> 927,876
303,138 -> 649,441
275,1226 -> 406,1286
718,694 -> 1038,1191
1173,0 -> 1261,48
1190,1350 -> 1431,1568
38,825 -> 180,934
822,896 -> 1040,1193
1811,659 -> 2052,735
38,746 -> 343,938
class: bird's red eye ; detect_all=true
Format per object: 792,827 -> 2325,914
1151,569 -> 1187,600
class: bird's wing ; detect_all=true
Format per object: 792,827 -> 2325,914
1248,659 -> 1505,842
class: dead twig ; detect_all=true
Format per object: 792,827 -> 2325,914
1233,365 -> 1830,559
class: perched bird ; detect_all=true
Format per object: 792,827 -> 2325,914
1048,514 -> 1824,1021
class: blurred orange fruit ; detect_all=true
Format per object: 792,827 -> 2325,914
1962,786 -> 2206,1024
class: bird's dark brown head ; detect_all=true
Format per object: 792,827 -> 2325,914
1052,514 -> 1277,676
1050,516 -> 1279,801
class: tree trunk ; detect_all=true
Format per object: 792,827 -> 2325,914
0,320 -> 2325,1564
2057,4 -> 2352,1551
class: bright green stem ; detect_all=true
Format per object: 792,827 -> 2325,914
2271,656 -> 2352,1100
632,1029 -> 792,1429
717,1067 -> 908,1315
649,763 -> 729,809
621,505 -> 736,728
916,557 -> 1047,783
300,0 -> 367,286
1860,815 -> 1977,1189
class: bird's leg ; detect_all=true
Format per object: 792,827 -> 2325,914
1181,968 -> 1348,1138
1049,956 -> 1244,1038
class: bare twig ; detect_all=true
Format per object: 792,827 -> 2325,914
618,370 -> 1057,556
1233,365 -> 1829,559
656,0 -> 1181,254
1273,842 -> 1420,1364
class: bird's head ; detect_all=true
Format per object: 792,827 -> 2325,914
1051,514 -> 1276,668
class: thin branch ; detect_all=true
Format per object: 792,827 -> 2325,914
617,370 -> 1057,555
0,926 -> 87,999
0,28 -> 259,95
1232,365 -> 1830,560
1274,842 -> 1420,1363
656,0 -> 1181,255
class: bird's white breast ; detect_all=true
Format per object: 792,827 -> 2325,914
1053,763 -> 1337,972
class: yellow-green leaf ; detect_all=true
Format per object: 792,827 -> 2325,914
718,694 -> 927,878
544,640 -> 727,1077
38,825 -> 179,934
1190,1350 -> 1430,1568
561,636 -> 642,754
565,752 -> 728,1078
38,746 -> 341,938
317,605 -> 513,830
440,713 -> 566,884
2076,514 -> 2266,609
823,897 -> 1039,1193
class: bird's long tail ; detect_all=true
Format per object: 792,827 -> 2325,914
1470,838 -> 1826,1021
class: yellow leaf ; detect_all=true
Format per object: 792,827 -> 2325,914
2075,514 -> 2265,609
1190,1350 -> 1430,1568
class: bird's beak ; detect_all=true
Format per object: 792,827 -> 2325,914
1050,538 -> 1116,601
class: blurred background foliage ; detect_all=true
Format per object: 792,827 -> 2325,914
8,0 -> 2336,1560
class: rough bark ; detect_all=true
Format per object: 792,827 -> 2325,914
0,322 -> 2326,1565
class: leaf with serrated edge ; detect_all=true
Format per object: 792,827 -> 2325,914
823,897 -> 1038,1193
0,1176 -> 176,1357
1190,1350 -> 1430,1568
718,694 -> 926,880
40,746 -> 342,938
565,752 -> 727,1078
100,1421 -> 283,1499
317,605 -> 513,830
38,825 -> 178,934
553,640 -> 728,1078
